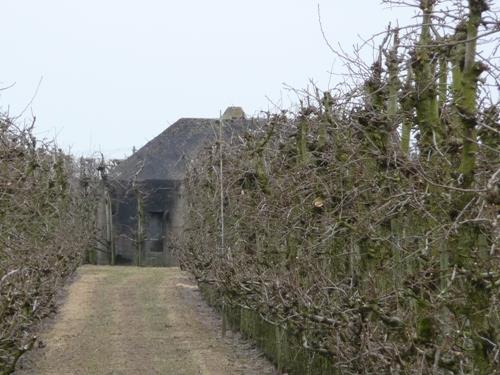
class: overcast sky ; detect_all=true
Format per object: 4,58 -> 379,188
1,1 -> 419,158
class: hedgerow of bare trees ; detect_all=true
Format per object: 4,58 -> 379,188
180,0 -> 499,373
0,114 -> 101,374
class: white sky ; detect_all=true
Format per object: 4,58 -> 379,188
1,1 -> 419,159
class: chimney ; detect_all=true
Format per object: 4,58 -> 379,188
222,106 -> 246,120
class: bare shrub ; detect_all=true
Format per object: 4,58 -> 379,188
0,114 -> 99,374
181,1 -> 499,373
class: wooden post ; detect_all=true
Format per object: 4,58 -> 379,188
105,189 -> 115,265
133,181 -> 144,267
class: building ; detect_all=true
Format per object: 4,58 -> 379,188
99,107 -> 256,266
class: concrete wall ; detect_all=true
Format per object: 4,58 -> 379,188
110,179 -> 182,267
163,182 -> 185,266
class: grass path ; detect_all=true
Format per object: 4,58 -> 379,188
15,266 -> 275,375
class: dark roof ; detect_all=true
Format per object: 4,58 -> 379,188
114,117 -> 256,181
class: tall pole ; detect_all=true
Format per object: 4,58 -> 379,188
219,112 -> 226,259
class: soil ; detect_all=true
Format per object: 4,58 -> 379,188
15,265 -> 277,375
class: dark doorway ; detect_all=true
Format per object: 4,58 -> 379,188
145,211 -> 164,253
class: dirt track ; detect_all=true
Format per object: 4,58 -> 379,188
15,266 -> 276,375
